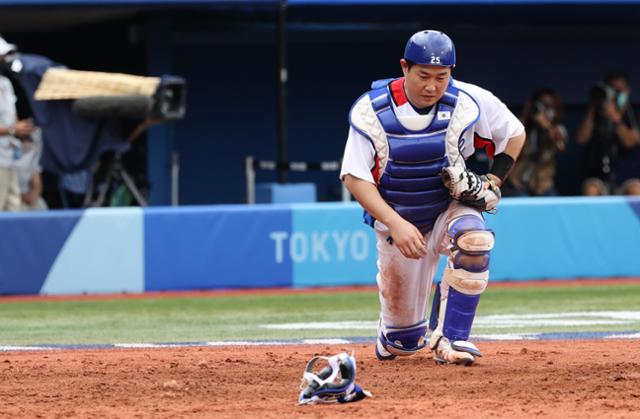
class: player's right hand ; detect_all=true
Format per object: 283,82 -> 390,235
387,218 -> 426,260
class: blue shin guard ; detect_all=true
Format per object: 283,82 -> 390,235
443,286 -> 480,342
376,320 -> 428,360
429,280 -> 483,358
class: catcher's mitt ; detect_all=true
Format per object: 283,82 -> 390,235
442,166 -> 501,212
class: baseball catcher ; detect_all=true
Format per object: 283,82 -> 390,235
340,29 -> 525,365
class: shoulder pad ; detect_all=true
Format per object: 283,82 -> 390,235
349,93 -> 389,178
371,78 -> 395,90
444,88 -> 480,168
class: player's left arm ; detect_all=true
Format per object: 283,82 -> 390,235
442,84 -> 526,211
478,86 -> 526,189
486,130 -> 526,188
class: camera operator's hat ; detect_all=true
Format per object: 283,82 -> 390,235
0,35 -> 17,55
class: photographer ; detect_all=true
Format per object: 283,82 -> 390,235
577,70 -> 640,195
506,89 -> 567,196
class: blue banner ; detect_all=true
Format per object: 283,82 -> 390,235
486,196 -> 640,280
0,196 -> 639,295
144,205 -> 293,291
0,211 -> 80,295
291,203 -> 377,287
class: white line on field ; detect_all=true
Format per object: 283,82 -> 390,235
263,321 -> 376,330
206,339 -> 352,346
205,341 -> 293,346
302,339 -> 351,344
472,333 -> 539,340
0,346 -> 60,351
478,311 -> 640,320
605,332 -> 640,339
261,311 -> 640,330
114,343 -> 186,349
1,332 -> 638,353
474,320 -> 629,327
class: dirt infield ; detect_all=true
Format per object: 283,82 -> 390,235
1,340 -> 638,418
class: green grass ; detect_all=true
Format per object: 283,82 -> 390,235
1,283 -> 639,345
480,283 -> 640,314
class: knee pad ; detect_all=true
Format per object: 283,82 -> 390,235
378,320 -> 428,357
446,215 -> 494,295
449,215 -> 495,255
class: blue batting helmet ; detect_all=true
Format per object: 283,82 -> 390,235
404,30 -> 456,67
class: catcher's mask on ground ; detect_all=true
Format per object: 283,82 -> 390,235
298,351 -> 372,405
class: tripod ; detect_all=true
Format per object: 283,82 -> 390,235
84,152 -> 148,207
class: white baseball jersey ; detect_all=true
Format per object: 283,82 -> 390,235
340,79 -> 525,183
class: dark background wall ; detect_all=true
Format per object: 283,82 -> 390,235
4,2 -> 640,205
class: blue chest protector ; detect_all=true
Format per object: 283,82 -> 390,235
361,78 -> 464,233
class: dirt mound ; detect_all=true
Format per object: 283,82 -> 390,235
0,340 -> 638,418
